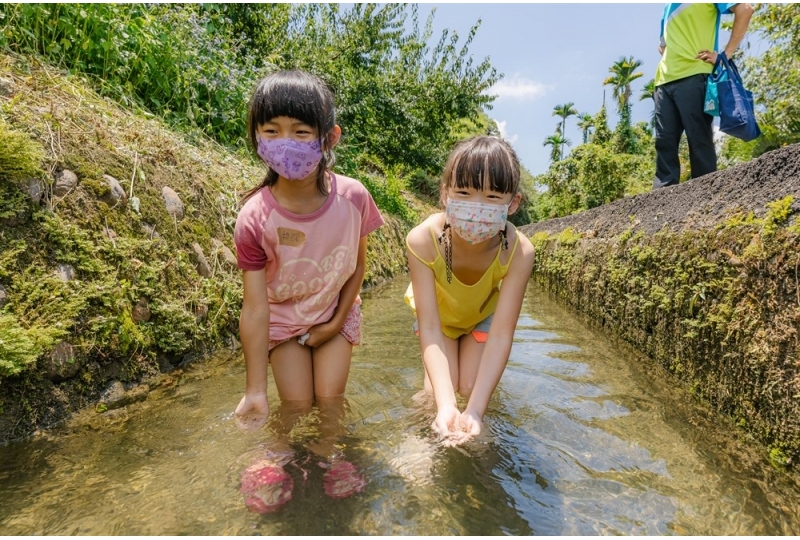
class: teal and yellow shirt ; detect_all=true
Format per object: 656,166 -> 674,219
655,3 -> 737,86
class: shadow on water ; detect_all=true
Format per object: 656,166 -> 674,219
0,277 -> 798,534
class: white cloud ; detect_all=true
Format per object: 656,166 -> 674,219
494,120 -> 519,144
487,75 -> 550,101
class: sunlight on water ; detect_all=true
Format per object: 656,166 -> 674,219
0,278 -> 798,534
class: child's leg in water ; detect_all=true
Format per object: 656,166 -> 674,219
238,341 -> 313,513
308,335 -> 365,498
457,333 -> 485,397
418,334 -> 459,397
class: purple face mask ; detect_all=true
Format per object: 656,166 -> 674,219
256,137 -> 323,181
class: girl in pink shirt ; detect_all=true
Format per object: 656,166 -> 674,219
233,70 -> 384,512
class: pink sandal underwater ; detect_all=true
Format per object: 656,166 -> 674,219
240,459 -> 294,513
319,459 -> 366,499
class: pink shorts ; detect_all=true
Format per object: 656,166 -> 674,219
268,302 -> 362,351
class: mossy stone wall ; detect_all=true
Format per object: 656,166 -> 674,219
522,146 -> 800,468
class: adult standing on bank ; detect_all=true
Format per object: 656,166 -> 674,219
653,3 -> 754,189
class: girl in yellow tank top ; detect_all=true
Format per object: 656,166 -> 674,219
404,136 -> 535,446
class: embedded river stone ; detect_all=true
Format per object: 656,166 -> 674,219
55,264 -> 76,282
27,177 -> 44,204
162,186 -> 184,219
53,169 -> 78,197
212,238 -> 238,267
192,243 -> 213,278
43,342 -> 83,382
102,174 -> 128,206
0,76 -> 13,96
132,297 -> 151,323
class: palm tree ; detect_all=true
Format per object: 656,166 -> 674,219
639,78 -> 656,130
603,56 -> 644,112
576,112 -> 594,144
552,102 -> 578,138
543,133 -> 571,162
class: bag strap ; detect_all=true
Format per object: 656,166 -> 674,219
710,54 -> 725,81
718,52 -> 743,85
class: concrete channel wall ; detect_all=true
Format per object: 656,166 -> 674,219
520,144 -> 800,468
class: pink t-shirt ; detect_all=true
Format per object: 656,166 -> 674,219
234,173 -> 384,342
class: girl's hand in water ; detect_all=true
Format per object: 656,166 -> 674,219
458,409 -> 483,437
235,392 -> 269,430
432,404 -> 467,445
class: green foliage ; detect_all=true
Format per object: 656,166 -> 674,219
612,100 -> 636,154
0,182 -> 29,220
359,171 -> 418,225
533,143 -> 653,217
592,106 -> 613,146
734,3 -> 800,158
0,3 -> 499,207
763,195 -> 794,237
571,145 -> 628,209
150,300 -> 196,353
450,112 -> 501,141
268,3 -> 499,174
0,5 -> 264,146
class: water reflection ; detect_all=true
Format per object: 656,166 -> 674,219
0,278 -> 798,534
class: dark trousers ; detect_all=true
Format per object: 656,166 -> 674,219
653,74 -> 716,188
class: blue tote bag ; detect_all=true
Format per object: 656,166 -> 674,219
710,52 -> 761,142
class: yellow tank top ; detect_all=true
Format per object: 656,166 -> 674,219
404,226 -> 519,339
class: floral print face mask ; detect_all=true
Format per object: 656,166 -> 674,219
445,199 -> 509,244
257,137 -> 323,181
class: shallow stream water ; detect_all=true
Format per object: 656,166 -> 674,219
0,278 -> 798,535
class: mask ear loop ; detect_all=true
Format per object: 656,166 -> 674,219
437,222 -> 453,284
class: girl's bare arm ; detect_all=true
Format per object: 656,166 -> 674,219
306,236 -> 369,347
465,231 -> 535,419
407,223 -> 459,414
236,268 -> 272,415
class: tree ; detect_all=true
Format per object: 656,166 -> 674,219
543,133 -> 571,162
639,78 -> 656,131
592,105 -> 613,146
552,102 -> 578,139
603,56 -> 644,113
576,112 -> 594,144
603,56 -> 643,154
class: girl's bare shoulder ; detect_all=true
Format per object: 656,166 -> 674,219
406,213 -> 444,263
501,222 -> 535,266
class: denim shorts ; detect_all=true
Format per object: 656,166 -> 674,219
413,313 -> 493,343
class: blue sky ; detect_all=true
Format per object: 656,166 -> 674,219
413,2 -> 740,176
